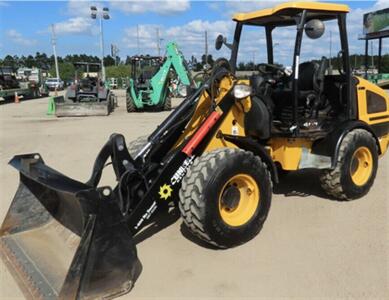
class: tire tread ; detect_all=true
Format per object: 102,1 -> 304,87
179,148 -> 271,248
320,129 -> 377,200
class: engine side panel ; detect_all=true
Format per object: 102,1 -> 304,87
356,76 -> 389,155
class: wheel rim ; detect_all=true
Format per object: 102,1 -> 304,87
219,174 -> 260,227
350,146 -> 373,186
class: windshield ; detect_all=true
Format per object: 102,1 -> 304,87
135,59 -> 160,79
236,25 -> 266,71
236,17 -> 341,74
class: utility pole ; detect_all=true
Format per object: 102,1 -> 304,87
51,24 -> 60,79
253,51 -> 255,66
156,28 -> 161,56
205,30 -> 208,65
371,40 -> 374,68
136,25 -> 140,54
111,44 -> 119,65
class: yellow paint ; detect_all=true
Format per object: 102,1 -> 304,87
219,174 -> 260,227
175,75 -> 235,150
268,138 -> 313,170
204,96 -> 248,152
356,76 -> 389,154
233,2 -> 349,22
204,79 -> 252,152
180,75 -> 313,171
378,134 -> 389,157
159,184 -> 173,200
350,146 -> 373,186
175,74 -> 246,152
356,76 -> 389,126
236,79 -> 252,113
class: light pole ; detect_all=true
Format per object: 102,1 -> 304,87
91,6 -> 110,82
51,24 -> 60,79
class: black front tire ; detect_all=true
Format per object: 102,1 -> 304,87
320,129 -> 378,200
179,148 -> 272,248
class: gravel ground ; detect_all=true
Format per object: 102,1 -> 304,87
0,89 -> 388,299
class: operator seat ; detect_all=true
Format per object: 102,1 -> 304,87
298,56 -> 328,118
272,57 -> 328,125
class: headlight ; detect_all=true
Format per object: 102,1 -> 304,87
178,84 -> 188,97
233,84 -> 252,99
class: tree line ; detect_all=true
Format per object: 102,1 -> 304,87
1,52 -> 388,81
0,52 -> 214,80
0,53 -> 122,81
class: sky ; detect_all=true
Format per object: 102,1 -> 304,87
0,0 -> 388,65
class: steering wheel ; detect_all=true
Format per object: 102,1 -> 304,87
257,63 -> 285,76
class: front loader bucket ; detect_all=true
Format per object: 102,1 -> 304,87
55,101 -> 110,117
0,154 -> 142,299
54,96 -> 113,117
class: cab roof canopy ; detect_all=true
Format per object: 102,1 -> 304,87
233,2 -> 349,26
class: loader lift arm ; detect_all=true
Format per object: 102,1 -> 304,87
0,64 -> 234,300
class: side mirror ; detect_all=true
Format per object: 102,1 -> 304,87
215,35 -> 224,50
305,19 -> 325,39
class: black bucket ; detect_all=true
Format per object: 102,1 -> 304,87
0,154 -> 142,299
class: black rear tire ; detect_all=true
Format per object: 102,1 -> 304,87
179,148 -> 272,248
320,129 -> 378,200
126,93 -> 136,112
108,94 -> 116,113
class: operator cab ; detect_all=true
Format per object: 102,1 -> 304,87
130,56 -> 163,89
216,2 -> 353,138
73,62 -> 103,92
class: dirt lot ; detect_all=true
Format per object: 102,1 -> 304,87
0,90 -> 388,299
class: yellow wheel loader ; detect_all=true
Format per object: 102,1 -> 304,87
1,2 -> 388,299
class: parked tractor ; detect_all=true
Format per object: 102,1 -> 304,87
0,66 -> 19,90
0,66 -> 48,101
57,62 -> 116,117
126,42 -> 195,112
1,2 -> 388,299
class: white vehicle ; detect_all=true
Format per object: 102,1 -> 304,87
45,78 -> 64,91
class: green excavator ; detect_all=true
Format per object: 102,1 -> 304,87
126,41 -> 195,112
